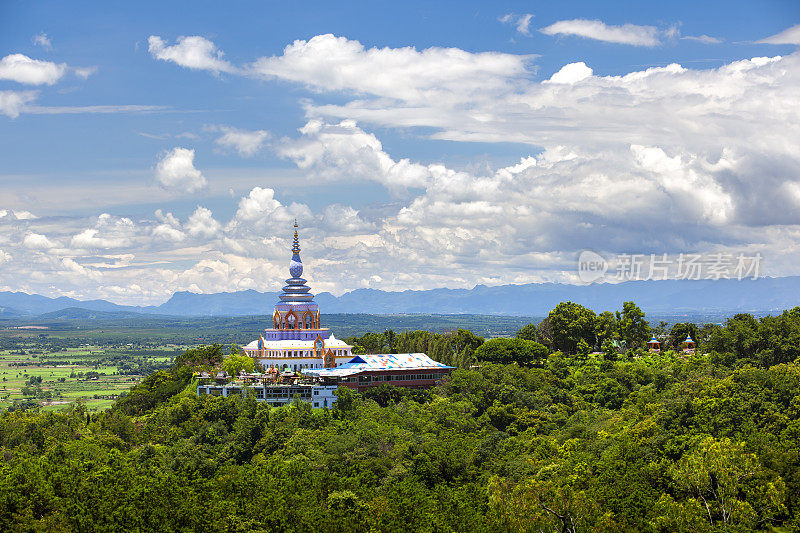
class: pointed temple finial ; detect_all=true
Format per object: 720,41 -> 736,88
292,219 -> 301,255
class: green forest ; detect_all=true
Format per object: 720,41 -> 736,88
1,302 -> 800,532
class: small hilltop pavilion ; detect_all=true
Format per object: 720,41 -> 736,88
647,336 -> 661,353
200,222 -> 454,408
683,335 -> 696,353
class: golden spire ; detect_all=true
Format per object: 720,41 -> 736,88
291,219 -> 300,255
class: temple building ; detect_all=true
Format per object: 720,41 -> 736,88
242,222 -> 354,372
304,353 -> 453,392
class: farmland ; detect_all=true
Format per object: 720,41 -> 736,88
0,327 -> 182,412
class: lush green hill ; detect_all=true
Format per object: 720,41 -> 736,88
1,309 -> 799,531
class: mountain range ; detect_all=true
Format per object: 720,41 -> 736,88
0,276 -> 798,319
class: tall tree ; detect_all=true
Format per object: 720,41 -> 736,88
548,302 -> 597,354
616,301 -> 650,350
516,323 -> 538,342
595,311 -> 619,346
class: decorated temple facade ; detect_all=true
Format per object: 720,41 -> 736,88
242,222 -> 354,372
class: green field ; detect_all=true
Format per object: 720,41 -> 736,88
0,341 -> 181,412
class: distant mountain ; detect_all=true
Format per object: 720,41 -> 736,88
0,305 -> 23,318
1,276 -> 798,319
149,289 -> 272,316
0,291 -> 138,316
35,307 -> 157,320
313,277 -> 800,316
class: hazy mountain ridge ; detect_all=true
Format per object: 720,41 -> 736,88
1,276 -> 798,319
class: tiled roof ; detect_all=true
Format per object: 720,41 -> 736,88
302,353 -> 454,378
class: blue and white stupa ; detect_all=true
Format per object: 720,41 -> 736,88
242,221 -> 353,371
274,221 -> 319,324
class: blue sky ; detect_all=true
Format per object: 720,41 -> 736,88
0,0 -> 799,304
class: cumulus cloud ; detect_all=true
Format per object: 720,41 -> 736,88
23,233 -> 57,249
13,210 -> 38,220
5,37 -> 800,303
70,214 -> 134,249
71,229 -> 128,249
0,54 -> 67,85
213,126 -> 271,156
500,13 -> 534,36
540,19 -> 661,46
152,210 -> 186,242
148,35 -> 235,73
231,187 -> 311,228
278,119 -> 432,191
545,62 -> 593,84
249,34 -> 534,105
154,147 -> 208,192
320,204 -> 375,234
186,206 -> 221,237
756,24 -> 800,45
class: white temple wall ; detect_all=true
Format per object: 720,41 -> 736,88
256,356 -> 354,372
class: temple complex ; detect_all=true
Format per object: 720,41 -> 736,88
201,222 -> 454,408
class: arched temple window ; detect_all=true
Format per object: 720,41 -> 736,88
286,311 -> 298,330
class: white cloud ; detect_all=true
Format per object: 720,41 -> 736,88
152,210 -> 186,242
500,13 -> 534,36
249,34 -> 534,105
213,126 -> 271,156
23,233 -> 57,249
756,24 -> 800,45
186,206 -> 221,237
12,210 -> 38,220
152,224 -> 186,242
545,62 -> 593,84
540,19 -> 661,46
32,33 -> 52,50
321,204 -> 375,234
0,90 -> 36,118
71,229 -> 128,249
70,214 -> 134,249
681,35 -> 722,44
73,66 -> 98,79
278,119 -> 432,191
148,35 -> 235,73
233,187 -> 284,222
0,54 -> 67,85
23,103 -> 165,115
230,187 -> 311,228
4,37 -> 800,303
154,147 -> 208,193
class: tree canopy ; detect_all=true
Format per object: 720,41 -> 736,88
474,337 -> 549,366
2,307 -> 800,531
548,301 -> 597,353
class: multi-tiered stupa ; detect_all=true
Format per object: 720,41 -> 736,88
242,221 -> 353,371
